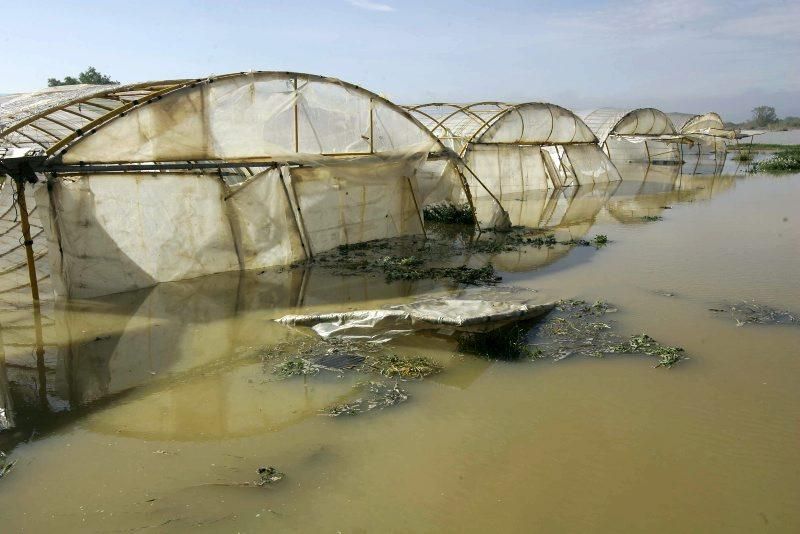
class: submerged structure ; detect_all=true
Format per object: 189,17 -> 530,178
0,72 -> 468,298
406,103 -> 621,197
578,108 -> 681,165
667,112 -> 734,174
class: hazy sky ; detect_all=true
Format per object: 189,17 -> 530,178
2,0 -> 798,121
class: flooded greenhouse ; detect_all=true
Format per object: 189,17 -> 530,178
578,107 -> 683,165
1,72 -> 800,532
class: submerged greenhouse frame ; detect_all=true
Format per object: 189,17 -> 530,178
578,108 -> 682,164
0,71 -> 477,298
667,112 -> 736,173
406,102 -> 621,198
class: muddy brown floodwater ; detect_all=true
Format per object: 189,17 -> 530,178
0,159 -> 799,532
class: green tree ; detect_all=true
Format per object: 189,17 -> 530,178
47,67 -> 117,87
751,106 -> 778,127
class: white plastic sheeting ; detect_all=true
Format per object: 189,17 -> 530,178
276,289 -> 556,342
37,154 -> 429,298
406,102 -> 620,197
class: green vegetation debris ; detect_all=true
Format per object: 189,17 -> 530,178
423,202 -> 476,224
716,301 -> 797,326
525,300 -> 686,369
257,466 -> 285,486
326,381 -> 409,416
365,353 -> 442,379
640,215 -> 663,222
265,339 -> 440,381
272,357 -> 323,378
315,228 -> 612,286
753,147 -> 800,173
0,452 -> 14,479
606,334 -> 686,368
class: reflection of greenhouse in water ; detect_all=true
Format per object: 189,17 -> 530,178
0,167 -> 745,443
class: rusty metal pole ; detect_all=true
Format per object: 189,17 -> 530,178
13,178 -> 40,303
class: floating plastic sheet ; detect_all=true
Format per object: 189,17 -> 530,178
276,288 -> 556,342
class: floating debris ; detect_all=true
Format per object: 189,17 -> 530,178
606,334 -> 686,368
315,229 -> 612,286
527,300 -> 685,368
264,339 -> 439,381
325,381 -> 409,416
716,301 -> 797,326
256,466 -> 285,486
365,353 -> 442,379
640,215 -> 663,222
0,452 -> 14,479
272,357 -> 323,378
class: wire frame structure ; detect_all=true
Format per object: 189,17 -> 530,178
1,71 -> 464,299
577,108 -> 682,164
405,102 -> 621,201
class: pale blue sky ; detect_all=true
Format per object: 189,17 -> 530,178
2,0 -> 798,121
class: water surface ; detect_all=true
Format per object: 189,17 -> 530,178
0,159 -> 798,532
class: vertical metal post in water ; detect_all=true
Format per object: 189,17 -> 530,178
13,177 -> 40,302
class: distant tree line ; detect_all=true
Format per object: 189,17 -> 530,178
725,106 -> 800,130
47,67 -> 117,87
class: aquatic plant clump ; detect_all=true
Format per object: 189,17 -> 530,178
326,381 -> 409,416
606,334 -> 686,368
640,215 -> 663,222
526,300 -> 686,368
273,357 -> 322,378
715,301 -> 797,326
423,202 -> 476,224
256,466 -> 285,486
754,147 -> 800,173
264,339 -> 441,381
365,353 -> 442,379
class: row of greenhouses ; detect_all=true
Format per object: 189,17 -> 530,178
0,71 -> 741,298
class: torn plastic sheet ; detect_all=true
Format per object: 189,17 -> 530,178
276,287 -> 555,341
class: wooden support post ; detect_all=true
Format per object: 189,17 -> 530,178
13,178 -> 40,303
405,176 -> 427,239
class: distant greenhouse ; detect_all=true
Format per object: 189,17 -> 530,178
0,72 -> 466,298
406,102 -> 621,198
577,108 -> 682,164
